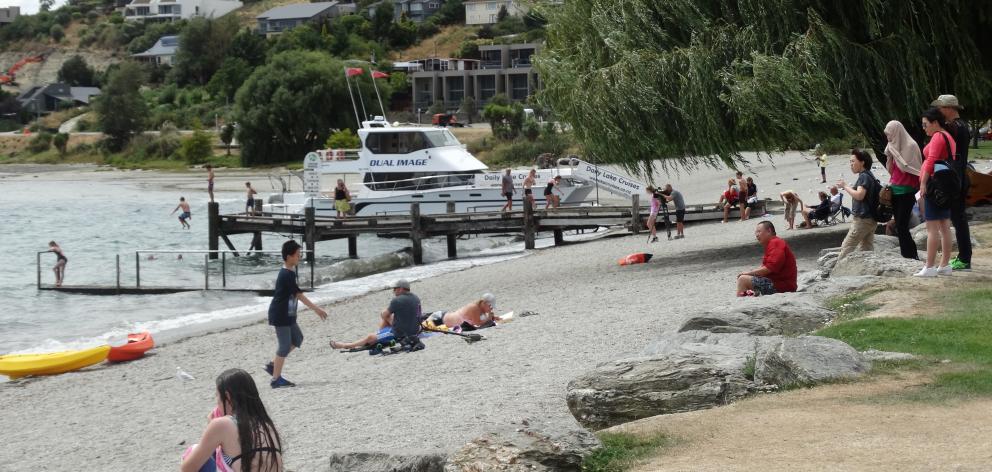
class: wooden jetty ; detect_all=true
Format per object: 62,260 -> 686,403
208,197 -> 768,264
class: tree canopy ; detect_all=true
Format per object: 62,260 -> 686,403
94,62 -> 147,151
537,0 -> 992,176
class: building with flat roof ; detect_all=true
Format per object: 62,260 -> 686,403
123,0 -> 242,21
0,6 -> 20,26
256,2 -> 356,36
463,0 -> 526,25
131,35 -> 179,65
409,42 -> 540,113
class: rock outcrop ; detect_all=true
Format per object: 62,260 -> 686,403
754,336 -> 869,386
678,295 -> 834,336
328,453 -> 447,472
444,423 -> 600,472
829,250 -> 922,277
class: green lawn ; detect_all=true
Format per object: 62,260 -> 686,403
582,432 -> 676,472
970,139 -> 992,160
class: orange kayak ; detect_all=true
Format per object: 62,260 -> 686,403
107,332 -> 155,362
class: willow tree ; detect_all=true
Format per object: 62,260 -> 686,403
536,0 -> 992,175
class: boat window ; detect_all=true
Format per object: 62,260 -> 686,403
423,130 -> 461,148
365,132 -> 431,154
364,171 -> 478,191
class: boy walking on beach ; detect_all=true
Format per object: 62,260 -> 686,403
266,240 -> 327,388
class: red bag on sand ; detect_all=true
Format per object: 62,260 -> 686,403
618,253 -> 653,266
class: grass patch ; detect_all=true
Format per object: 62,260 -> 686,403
817,287 -> 992,399
582,432 -> 675,472
825,288 -> 883,322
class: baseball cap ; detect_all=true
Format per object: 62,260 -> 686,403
392,279 -> 411,289
482,293 -> 496,310
931,94 -> 963,110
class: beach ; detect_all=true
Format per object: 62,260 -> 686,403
0,153 -> 856,470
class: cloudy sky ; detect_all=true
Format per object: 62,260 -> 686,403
1,0 -> 68,15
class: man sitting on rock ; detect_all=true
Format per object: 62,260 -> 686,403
736,221 -> 797,296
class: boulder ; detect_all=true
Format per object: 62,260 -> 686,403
566,331 -> 869,429
861,349 -> 918,362
871,235 -> 902,253
444,423 -> 599,472
829,250 -> 922,277
566,332 -> 775,430
912,223 -> 980,251
754,336 -> 869,387
328,453 -> 447,472
798,275 -> 877,298
678,295 -> 834,336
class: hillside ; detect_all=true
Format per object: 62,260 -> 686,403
395,24 -> 477,60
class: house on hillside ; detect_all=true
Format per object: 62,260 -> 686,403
123,0 -> 243,21
409,43 -> 540,112
17,83 -> 102,115
0,6 -> 20,26
463,0 -> 526,25
132,35 -> 179,65
366,0 -> 442,23
256,2 -> 357,37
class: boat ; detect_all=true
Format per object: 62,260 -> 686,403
107,332 -> 155,362
0,345 -> 110,379
966,166 -> 992,207
264,117 -> 598,217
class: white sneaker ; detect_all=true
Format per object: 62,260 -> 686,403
913,267 -> 938,277
936,266 -> 953,276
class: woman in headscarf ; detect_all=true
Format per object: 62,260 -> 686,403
883,120 -> 922,260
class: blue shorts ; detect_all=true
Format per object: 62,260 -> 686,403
751,276 -> 776,296
924,195 -> 950,221
376,327 -> 395,345
179,211 -> 190,221
274,322 -> 303,357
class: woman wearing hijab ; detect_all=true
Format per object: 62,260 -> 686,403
883,120 -> 922,260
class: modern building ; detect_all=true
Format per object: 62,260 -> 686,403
409,43 -> 540,113
17,83 -> 101,115
367,0 -> 442,23
0,6 -> 20,26
131,35 -> 179,65
463,0 -> 526,25
256,2 -> 356,37
123,0 -> 243,21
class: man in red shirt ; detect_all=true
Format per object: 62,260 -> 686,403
736,221 -> 797,296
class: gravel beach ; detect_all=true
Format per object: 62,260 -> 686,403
0,152 -> 858,470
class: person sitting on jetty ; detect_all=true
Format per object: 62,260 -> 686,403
800,191 -> 831,228
171,196 -> 192,229
743,177 -> 759,220
265,240 -> 328,388
329,279 -> 423,351
779,190 -> 803,230
439,293 -> 500,331
718,179 -> 739,223
736,221 -> 797,296
180,368 -> 283,472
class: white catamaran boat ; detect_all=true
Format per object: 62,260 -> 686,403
264,117 -> 598,216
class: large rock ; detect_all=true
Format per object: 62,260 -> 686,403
444,423 -> 600,472
912,223 -> 980,251
829,250 -> 922,277
678,295 -> 835,336
754,336 -> 869,387
328,453 -> 447,472
566,331 -> 869,429
798,275 -> 877,298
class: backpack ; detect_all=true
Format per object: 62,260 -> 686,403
926,131 -> 961,209
864,170 -> 892,222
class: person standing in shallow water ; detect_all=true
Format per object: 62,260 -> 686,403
48,241 -> 66,287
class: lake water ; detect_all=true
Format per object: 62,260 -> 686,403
0,171 -> 530,355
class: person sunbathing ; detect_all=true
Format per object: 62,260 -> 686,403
440,293 -> 500,331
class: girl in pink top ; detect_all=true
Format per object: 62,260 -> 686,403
914,108 -> 956,277
646,186 -> 662,243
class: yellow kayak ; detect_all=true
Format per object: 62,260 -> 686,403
0,345 -> 111,379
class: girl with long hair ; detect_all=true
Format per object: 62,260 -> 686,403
181,369 -> 283,472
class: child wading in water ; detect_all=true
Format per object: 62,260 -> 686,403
180,368 -> 284,472
265,240 -> 327,388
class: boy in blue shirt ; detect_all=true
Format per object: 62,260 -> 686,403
265,240 -> 327,388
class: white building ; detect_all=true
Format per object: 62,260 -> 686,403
131,35 -> 179,65
0,6 -> 20,26
463,0 -> 526,25
123,0 -> 242,21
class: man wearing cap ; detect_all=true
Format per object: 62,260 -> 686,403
442,293 -> 501,331
329,279 -> 422,351
933,94 -> 973,270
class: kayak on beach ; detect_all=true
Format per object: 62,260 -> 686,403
107,332 -> 155,362
0,345 -> 111,379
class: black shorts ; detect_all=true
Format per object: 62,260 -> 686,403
503,192 -> 513,201
524,188 -> 533,196
247,198 -> 255,208
544,190 -> 552,196
675,209 -> 685,223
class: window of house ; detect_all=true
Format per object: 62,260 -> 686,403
487,2 -> 497,10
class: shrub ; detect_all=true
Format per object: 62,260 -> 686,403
177,128 -> 214,164
325,128 -> 360,149
52,132 -> 69,156
50,24 -> 64,42
29,132 -> 54,153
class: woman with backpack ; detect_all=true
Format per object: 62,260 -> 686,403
914,108 -> 957,277
883,120 -> 922,260
836,149 -> 878,260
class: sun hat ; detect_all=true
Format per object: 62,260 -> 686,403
931,94 -> 964,110
481,293 -> 496,310
392,279 -> 411,289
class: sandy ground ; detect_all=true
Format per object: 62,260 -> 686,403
0,155 -> 859,471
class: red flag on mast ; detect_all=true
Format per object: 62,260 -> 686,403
345,67 -> 364,77
371,70 -> 389,79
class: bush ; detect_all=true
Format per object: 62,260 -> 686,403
817,135 -> 870,155
177,128 -> 213,164
52,132 -> 69,156
29,132 -> 54,153
49,24 -> 64,42
325,128 -> 360,149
